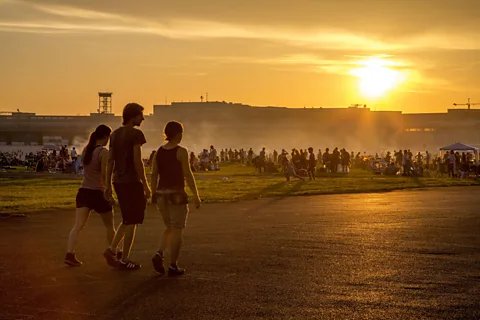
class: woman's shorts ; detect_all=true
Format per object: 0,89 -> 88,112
156,194 -> 189,229
76,188 -> 112,214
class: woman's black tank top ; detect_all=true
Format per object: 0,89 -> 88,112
156,146 -> 185,190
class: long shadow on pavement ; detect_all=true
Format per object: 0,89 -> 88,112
103,275 -> 177,319
239,180 -> 307,202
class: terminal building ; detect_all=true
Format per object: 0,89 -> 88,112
152,101 -> 480,152
1,95 -> 480,153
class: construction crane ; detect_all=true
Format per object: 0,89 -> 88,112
453,98 -> 480,110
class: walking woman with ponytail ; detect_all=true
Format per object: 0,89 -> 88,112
65,125 -> 119,266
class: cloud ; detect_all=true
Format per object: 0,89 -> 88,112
0,1 -> 479,51
198,52 -> 458,94
200,53 -> 413,76
32,3 -> 124,21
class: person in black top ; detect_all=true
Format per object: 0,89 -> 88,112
151,121 -> 201,276
332,147 -> 340,173
307,147 -> 316,180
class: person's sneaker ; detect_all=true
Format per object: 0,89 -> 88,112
152,253 -> 165,274
65,252 -> 82,266
168,265 -> 185,277
116,251 -> 123,261
118,260 -> 141,271
103,248 -> 118,268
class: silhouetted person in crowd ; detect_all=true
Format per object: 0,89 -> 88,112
323,148 -> 331,173
247,148 -> 253,165
402,150 -> 410,176
341,148 -> 350,173
425,151 -> 431,170
332,147 -> 340,173
259,147 -> 266,172
307,147 -> 316,180
71,147 -> 77,162
448,150 -> 456,177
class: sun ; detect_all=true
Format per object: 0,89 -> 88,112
350,58 -> 405,98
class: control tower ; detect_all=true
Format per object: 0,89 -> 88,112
98,92 -> 113,114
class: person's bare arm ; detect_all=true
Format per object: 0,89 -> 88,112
133,144 -> 151,198
100,149 -> 109,186
150,151 -> 158,196
104,147 -> 115,201
178,147 -> 201,208
106,147 -> 114,187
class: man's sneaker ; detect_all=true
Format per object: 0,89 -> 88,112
103,248 -> 118,268
65,253 -> 82,266
116,251 -> 123,261
152,253 -> 165,274
118,260 -> 141,271
168,265 -> 185,277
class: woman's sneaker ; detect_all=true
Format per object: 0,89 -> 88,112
65,253 -> 82,266
168,265 -> 185,277
118,260 -> 141,271
152,252 -> 165,275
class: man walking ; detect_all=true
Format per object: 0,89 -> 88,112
104,103 -> 150,270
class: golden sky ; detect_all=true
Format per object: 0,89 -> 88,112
1,0 -> 479,115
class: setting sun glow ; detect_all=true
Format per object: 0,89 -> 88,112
350,58 -> 405,98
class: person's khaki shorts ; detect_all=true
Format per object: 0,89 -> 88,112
156,197 -> 189,229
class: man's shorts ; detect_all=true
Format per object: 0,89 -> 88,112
76,188 -> 112,214
114,182 -> 146,225
156,195 -> 189,229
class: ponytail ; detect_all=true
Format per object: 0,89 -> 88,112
83,125 -> 112,165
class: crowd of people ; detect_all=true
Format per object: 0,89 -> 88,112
174,146 -> 480,180
2,141 -> 479,180
188,147 -> 251,172
0,146 -> 79,173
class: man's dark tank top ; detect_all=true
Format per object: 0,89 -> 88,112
156,146 -> 185,190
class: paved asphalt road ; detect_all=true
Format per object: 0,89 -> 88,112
0,188 -> 479,320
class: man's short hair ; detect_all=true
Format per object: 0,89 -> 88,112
122,103 -> 144,125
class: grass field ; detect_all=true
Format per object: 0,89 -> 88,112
1,164 -> 479,215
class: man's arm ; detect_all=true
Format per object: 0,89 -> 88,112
150,151 -> 158,196
133,144 -> 150,198
178,147 -> 201,208
104,147 -> 115,201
